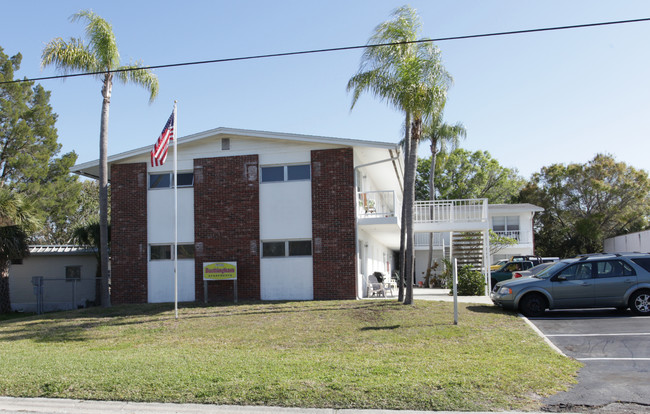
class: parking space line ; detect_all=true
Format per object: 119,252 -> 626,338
546,333 -> 650,337
577,357 -> 650,361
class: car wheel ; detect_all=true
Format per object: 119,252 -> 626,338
519,293 -> 546,318
629,290 -> 650,316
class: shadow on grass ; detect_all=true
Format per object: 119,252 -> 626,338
360,325 -> 401,331
0,300 -> 404,343
466,305 -> 512,315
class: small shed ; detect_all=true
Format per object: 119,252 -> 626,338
9,245 -> 98,313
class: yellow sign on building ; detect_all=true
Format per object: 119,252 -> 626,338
203,261 -> 237,281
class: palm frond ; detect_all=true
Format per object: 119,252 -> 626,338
115,62 -> 159,103
41,37 -> 99,74
71,10 -> 120,69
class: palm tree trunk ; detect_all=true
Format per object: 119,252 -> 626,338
0,260 -> 10,313
99,74 -> 112,308
398,112 -> 411,302
403,117 -> 422,305
424,143 -> 438,287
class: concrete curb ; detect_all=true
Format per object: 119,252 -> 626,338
0,397 -> 549,414
518,313 -> 568,357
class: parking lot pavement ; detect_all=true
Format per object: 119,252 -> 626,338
527,309 -> 650,410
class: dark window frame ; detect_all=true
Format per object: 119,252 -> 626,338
262,240 -> 312,258
260,164 -> 311,183
149,172 -> 194,189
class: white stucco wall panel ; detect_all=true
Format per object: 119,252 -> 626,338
259,181 -> 312,240
260,257 -> 313,300
147,260 -> 195,303
147,188 -> 194,243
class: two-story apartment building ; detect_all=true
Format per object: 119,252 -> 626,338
73,127 -> 543,302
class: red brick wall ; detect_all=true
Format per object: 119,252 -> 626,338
110,163 -> 148,304
311,148 -> 357,300
194,155 -> 260,301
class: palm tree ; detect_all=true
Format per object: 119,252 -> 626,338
422,112 -> 466,285
42,10 -> 159,307
0,189 -> 39,313
347,6 -> 451,304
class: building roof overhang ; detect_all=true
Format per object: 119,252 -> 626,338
72,127 -> 402,181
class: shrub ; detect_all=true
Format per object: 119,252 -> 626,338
444,263 -> 486,296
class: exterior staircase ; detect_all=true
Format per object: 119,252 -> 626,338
451,231 -> 486,270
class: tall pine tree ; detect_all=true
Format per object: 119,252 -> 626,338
0,46 -> 83,244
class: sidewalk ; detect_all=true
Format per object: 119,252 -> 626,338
0,397 -> 550,414
369,287 -> 492,305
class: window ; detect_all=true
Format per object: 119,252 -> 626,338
287,165 -> 310,181
261,166 -> 284,183
150,244 -> 195,260
596,260 -> 635,278
556,263 -> 593,281
221,138 -> 230,150
289,240 -> 312,256
262,240 -> 312,257
262,241 -> 285,257
149,172 -> 194,189
150,245 -> 172,260
150,173 -> 171,189
261,164 -> 311,183
177,244 -> 195,259
492,216 -> 519,232
632,258 -> 650,272
66,266 -> 81,281
176,173 -> 194,187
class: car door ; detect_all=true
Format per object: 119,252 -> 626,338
551,262 -> 595,308
592,260 -> 637,307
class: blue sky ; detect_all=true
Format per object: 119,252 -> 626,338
2,0 -> 650,179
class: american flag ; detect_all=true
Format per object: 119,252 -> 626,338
150,111 -> 175,167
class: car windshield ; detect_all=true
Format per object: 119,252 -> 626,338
529,263 -> 551,273
534,261 -> 566,279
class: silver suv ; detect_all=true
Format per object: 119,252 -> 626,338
491,253 -> 650,317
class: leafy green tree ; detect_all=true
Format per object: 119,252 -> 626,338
420,148 -> 525,203
489,229 -> 518,256
0,46 -> 82,244
519,154 -> 650,257
348,6 -> 451,304
43,11 -> 159,307
0,189 -> 39,313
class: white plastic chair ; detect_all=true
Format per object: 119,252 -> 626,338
366,274 -> 385,297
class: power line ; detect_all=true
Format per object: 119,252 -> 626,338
2,17 -> 649,86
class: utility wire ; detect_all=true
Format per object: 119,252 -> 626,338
2,17 -> 650,85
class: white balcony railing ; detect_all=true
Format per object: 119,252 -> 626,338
358,191 -> 401,220
414,199 -> 488,224
493,230 -> 533,244
414,232 -> 445,247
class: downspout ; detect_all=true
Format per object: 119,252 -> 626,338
354,153 -> 402,300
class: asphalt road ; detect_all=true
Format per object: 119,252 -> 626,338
528,309 -> 650,412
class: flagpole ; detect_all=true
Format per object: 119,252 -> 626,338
173,101 -> 178,320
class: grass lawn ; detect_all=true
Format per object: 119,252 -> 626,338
0,300 -> 580,411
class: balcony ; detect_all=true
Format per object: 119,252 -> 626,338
413,232 -> 445,249
358,191 -> 400,221
413,199 -> 489,233
493,230 -> 534,246
357,191 -> 401,250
